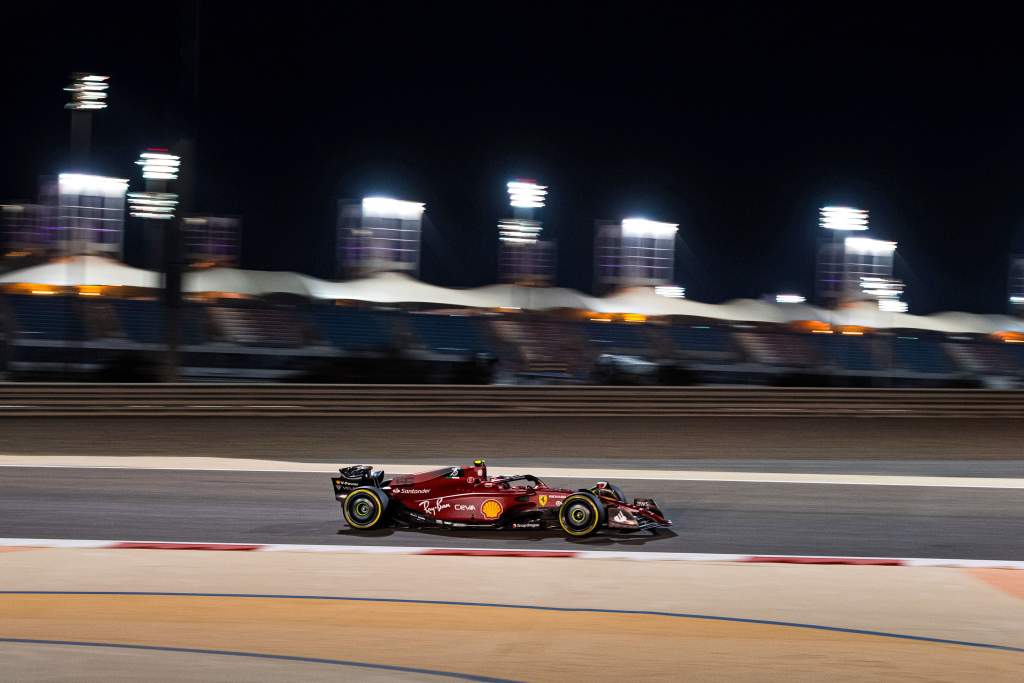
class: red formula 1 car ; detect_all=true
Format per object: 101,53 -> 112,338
331,459 -> 671,537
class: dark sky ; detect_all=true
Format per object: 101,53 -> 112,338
3,3 -> 1024,313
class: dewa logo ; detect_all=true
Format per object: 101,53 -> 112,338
481,499 -> 503,519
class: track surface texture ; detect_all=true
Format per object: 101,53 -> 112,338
2,467 -> 1022,559
2,416 -> 1024,459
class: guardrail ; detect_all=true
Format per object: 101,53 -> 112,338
0,384 -> 1021,417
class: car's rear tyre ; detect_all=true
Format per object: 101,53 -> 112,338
342,487 -> 387,530
557,493 -> 603,537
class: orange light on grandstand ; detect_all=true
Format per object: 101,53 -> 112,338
30,289 -> 56,295
841,330 -> 864,336
589,317 -> 612,322
622,313 -> 647,323
78,286 -> 102,297
792,320 -> 831,333
810,329 -> 834,334
993,331 -> 1024,343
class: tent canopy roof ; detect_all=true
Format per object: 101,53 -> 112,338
1,258 -> 1021,334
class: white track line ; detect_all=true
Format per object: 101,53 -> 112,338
2,455 -> 1023,489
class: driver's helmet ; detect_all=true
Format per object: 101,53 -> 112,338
472,459 -> 487,479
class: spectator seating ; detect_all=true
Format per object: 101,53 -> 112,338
311,307 -> 394,351
111,299 -> 163,343
585,321 -> 651,355
409,313 -> 491,355
811,333 -> 880,371
6,294 -> 86,341
892,336 -> 956,374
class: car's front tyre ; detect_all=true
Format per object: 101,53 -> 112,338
557,492 -> 604,537
342,487 -> 388,530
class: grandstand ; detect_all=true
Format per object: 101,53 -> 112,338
1,257 -> 1022,385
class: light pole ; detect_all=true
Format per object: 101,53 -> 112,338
64,73 -> 109,166
500,180 -> 553,292
128,149 -> 181,381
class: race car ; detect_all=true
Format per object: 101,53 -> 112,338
330,459 -> 671,537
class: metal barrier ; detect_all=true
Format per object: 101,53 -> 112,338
0,384 -> 1021,417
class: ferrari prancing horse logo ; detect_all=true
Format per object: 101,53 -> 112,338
538,494 -> 549,507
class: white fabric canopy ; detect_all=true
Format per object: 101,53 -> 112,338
0,255 -> 161,288
302,272 -> 487,307
3,260 -> 1021,334
183,267 -> 315,297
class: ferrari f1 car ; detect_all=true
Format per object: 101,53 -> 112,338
331,460 -> 671,537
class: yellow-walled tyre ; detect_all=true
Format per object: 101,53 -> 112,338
557,492 -> 604,537
342,488 -> 387,530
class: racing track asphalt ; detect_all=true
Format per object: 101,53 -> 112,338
1,466 -> 1022,560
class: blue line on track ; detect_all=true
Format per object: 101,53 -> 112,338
3,591 -> 1023,655
0,638 -> 520,682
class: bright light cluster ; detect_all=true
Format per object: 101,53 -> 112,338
507,180 -> 547,208
65,73 -> 109,111
128,192 -> 179,220
58,173 -> 128,197
621,218 -> 679,238
845,236 -> 896,255
361,197 -> 425,219
498,219 -> 542,244
655,285 -> 686,298
820,206 -> 869,231
1009,296 -> 1024,305
878,299 -> 908,312
859,276 -> 904,297
775,294 -> 806,304
136,150 -> 181,180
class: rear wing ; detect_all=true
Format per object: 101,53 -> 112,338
331,465 -> 384,499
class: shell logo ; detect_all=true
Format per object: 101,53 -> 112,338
481,499 -> 503,519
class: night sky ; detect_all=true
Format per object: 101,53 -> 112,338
3,3 -> 1024,313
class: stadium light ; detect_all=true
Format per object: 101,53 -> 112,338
128,192 -> 179,220
878,299 -> 908,312
361,197 -> 425,219
820,206 -> 869,231
655,285 -> 685,298
1009,296 -> 1024,304
621,218 -> 679,238
845,236 -> 896,255
65,73 -> 110,110
58,173 -> 128,196
136,149 -> 181,180
775,294 -> 806,304
507,180 -> 547,208
859,276 -> 903,298
498,218 -> 542,243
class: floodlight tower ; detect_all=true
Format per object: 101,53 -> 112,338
499,180 -> 554,285
817,206 -> 869,307
128,149 -> 181,269
64,73 -> 109,166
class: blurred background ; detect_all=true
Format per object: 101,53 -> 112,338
1,4 -> 1024,387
